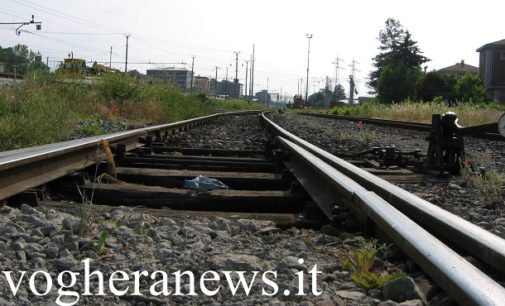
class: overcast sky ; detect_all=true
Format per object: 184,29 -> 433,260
1,0 -> 504,98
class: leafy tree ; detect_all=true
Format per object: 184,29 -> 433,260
332,84 -> 346,101
368,18 -> 429,98
377,63 -> 421,103
0,44 -> 47,75
308,91 -> 325,107
416,71 -> 457,102
454,73 -> 486,102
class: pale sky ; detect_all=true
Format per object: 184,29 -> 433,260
1,0 -> 504,99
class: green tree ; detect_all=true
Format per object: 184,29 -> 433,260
454,73 -> 486,102
368,18 -> 429,97
332,84 -> 346,101
308,91 -> 325,107
416,71 -> 457,102
0,44 -> 47,75
377,63 -> 421,103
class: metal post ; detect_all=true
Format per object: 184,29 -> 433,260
305,34 -> 313,102
233,51 -> 240,82
214,66 -> 219,96
109,46 -> 113,68
251,44 -> 255,100
124,34 -> 130,73
225,67 -> 229,99
349,75 -> 355,105
190,55 -> 195,93
244,60 -> 249,100
267,77 -> 269,107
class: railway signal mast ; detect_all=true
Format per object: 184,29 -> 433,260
305,34 -> 313,102
0,15 -> 42,35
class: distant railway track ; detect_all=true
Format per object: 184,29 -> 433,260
1,111 -> 505,304
301,112 -> 504,140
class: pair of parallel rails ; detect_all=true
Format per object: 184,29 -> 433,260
1,110 -> 505,305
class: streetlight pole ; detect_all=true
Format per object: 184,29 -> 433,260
233,51 -> 240,82
124,34 -> 130,73
190,55 -> 196,93
225,66 -> 229,99
305,34 -> 313,103
109,46 -> 113,68
214,66 -> 219,97
244,60 -> 249,100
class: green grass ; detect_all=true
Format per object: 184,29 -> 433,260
341,239 -> 406,289
460,155 -> 505,205
0,72 -> 263,151
294,98 -> 505,126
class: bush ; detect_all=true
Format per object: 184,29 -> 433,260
455,73 -> 486,103
325,100 -> 504,126
98,74 -> 139,101
0,72 -> 263,151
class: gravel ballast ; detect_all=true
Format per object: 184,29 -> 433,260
269,113 -> 505,238
0,114 -> 457,305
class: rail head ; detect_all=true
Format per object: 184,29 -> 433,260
276,136 -> 505,305
261,112 -> 505,275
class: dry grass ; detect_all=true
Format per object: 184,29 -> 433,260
324,100 -> 505,126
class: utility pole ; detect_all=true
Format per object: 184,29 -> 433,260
267,77 -> 269,107
249,55 -> 254,100
225,66 -> 229,100
190,55 -> 196,93
349,59 -> 360,105
109,46 -> 113,68
305,34 -> 313,102
124,34 -> 130,73
214,66 -> 220,96
46,57 -> 49,69
233,51 -> 240,82
332,57 -> 344,87
244,60 -> 249,100
250,44 -> 255,100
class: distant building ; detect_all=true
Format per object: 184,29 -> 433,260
255,90 -> 270,105
146,68 -> 192,90
209,79 -> 242,99
0,62 -> 5,74
358,96 -> 375,104
438,60 -> 479,78
477,39 -> 505,103
127,70 -> 146,80
193,76 -> 210,93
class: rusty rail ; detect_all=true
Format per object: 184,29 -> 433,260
0,110 -> 260,202
301,113 -> 503,140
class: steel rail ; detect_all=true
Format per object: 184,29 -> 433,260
278,136 -> 505,306
262,113 -> 505,274
301,113 -> 503,140
0,110 -> 260,202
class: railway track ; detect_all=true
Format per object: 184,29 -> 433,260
301,112 -> 504,140
1,111 -> 505,305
